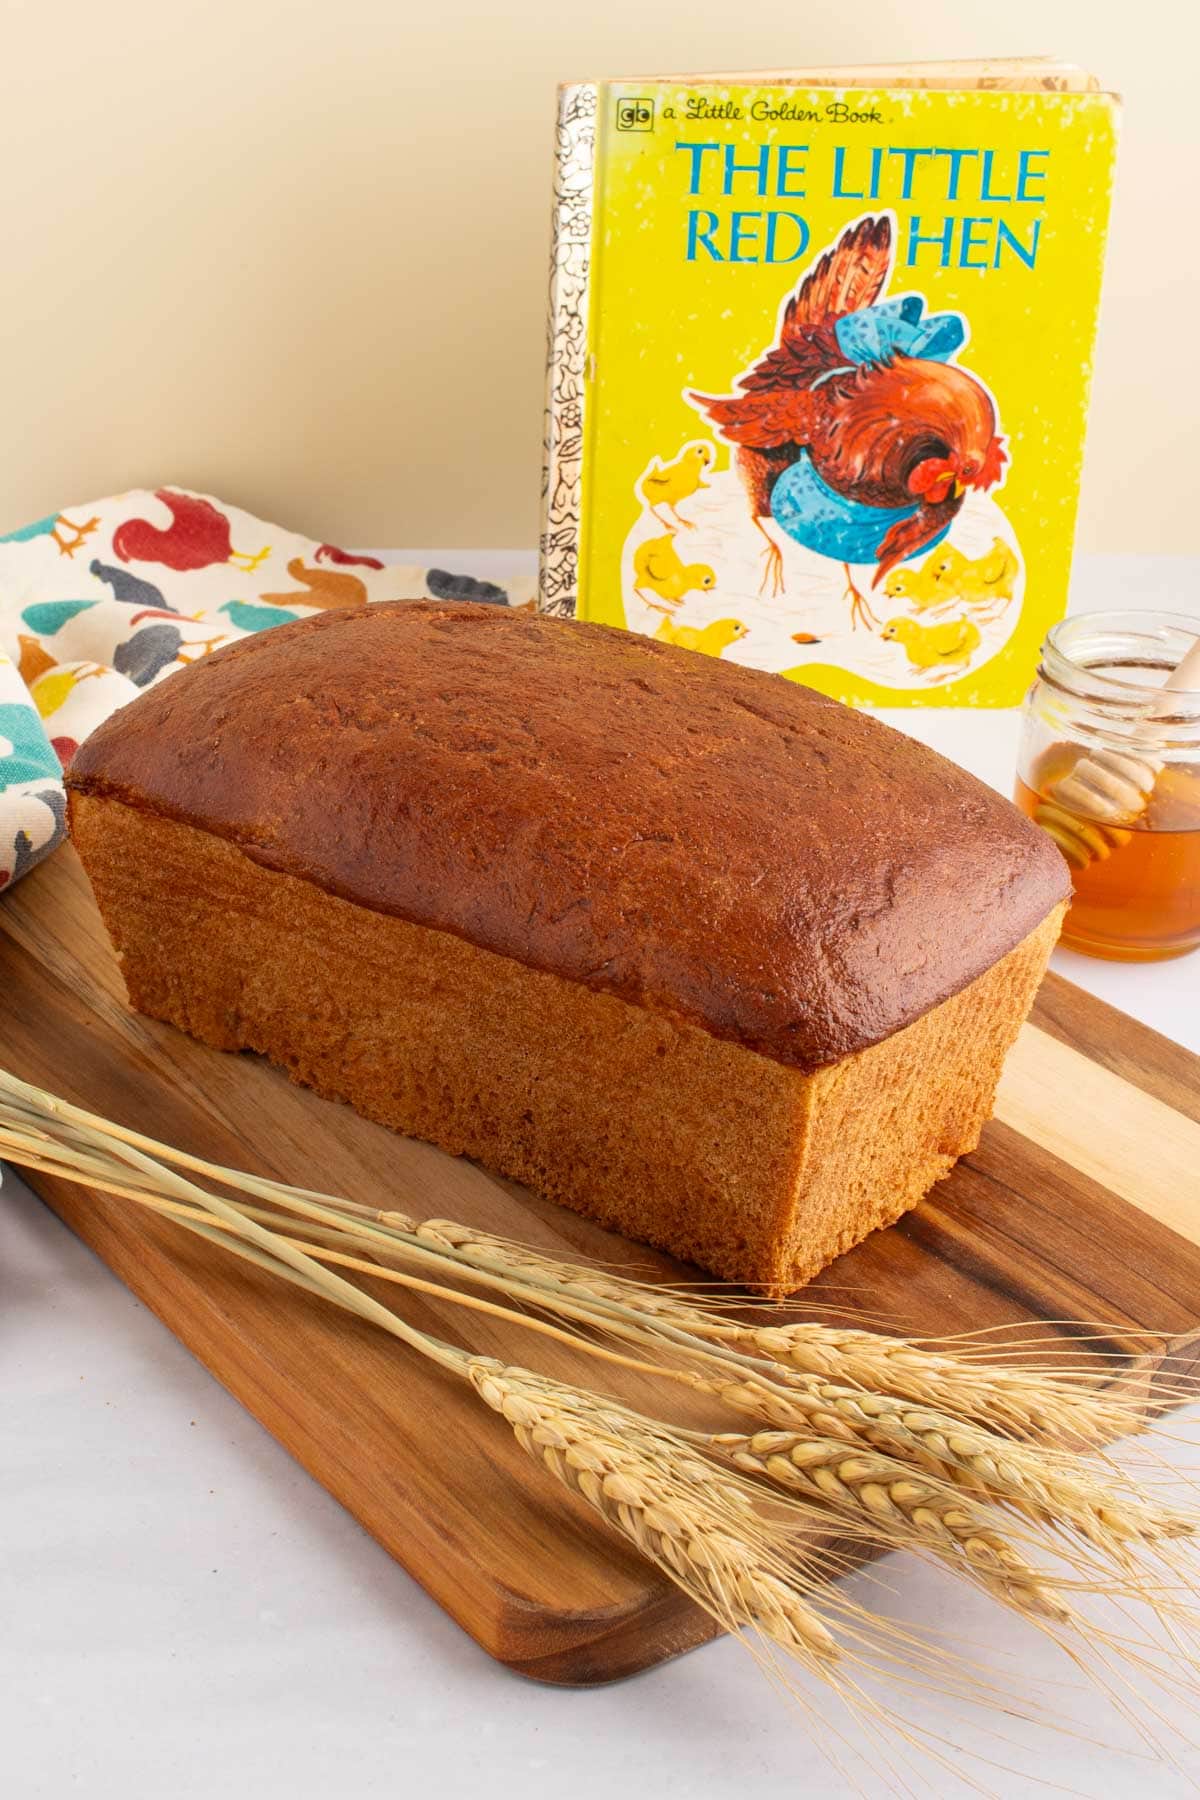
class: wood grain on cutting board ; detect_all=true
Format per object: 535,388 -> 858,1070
2,848 -> 1198,1685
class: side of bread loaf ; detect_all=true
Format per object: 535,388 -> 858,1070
68,793 -> 1063,1294
66,602 -> 1069,1293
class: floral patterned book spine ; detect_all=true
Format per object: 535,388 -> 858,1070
540,82 -> 598,620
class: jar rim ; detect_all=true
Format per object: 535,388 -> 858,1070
1044,610 -> 1200,710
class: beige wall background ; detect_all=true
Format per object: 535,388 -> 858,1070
0,3 -> 1190,552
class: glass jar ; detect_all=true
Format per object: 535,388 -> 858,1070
1015,610 -> 1200,962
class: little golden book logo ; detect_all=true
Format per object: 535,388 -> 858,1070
616,96 -> 655,132
540,62 -> 1119,708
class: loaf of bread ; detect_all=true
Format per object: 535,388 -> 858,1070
66,602 -> 1068,1294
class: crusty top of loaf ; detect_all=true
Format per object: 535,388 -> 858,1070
67,602 -> 1069,1072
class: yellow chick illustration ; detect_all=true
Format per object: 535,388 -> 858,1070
638,444 -> 713,530
955,537 -> 1019,610
884,539 -> 1018,622
881,566 -> 933,608
632,533 -> 716,612
881,615 -> 982,681
882,544 -> 968,611
654,616 -> 748,658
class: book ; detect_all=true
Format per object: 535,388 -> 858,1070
539,59 -> 1119,706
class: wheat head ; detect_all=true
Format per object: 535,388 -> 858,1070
707,1429 -> 1069,1621
466,1356 -> 839,1668
708,1321 -> 1144,1447
682,1369 -> 1194,1550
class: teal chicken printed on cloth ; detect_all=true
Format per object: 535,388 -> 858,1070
0,488 -> 534,890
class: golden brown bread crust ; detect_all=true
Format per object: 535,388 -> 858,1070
67,601 -> 1069,1073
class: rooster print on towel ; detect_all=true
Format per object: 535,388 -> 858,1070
620,215 -> 1023,694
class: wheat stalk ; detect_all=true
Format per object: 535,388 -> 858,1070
0,1074 -> 1190,1517
0,1068 -> 1171,1448
0,1099 -> 853,1674
2,1065 -> 1198,1680
357,1216 -> 1160,1442
2,1074 -> 1192,1566
375,1218 -> 1146,1436
390,1224 -> 1151,1418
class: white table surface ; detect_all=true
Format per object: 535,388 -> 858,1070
3,551 -> 1198,1799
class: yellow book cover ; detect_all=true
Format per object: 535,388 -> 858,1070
540,62 -> 1120,705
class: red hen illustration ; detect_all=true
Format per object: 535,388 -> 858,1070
691,215 -> 1007,626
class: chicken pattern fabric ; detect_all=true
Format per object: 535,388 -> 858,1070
0,488 -> 533,890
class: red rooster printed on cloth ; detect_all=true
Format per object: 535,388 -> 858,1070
691,215 -> 1006,627
113,491 -> 269,574
315,543 -> 385,570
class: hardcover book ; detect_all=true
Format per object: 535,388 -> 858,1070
540,59 -> 1119,705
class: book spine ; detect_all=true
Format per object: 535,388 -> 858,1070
538,83 -> 598,618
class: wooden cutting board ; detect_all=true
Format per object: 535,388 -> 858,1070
3,847 -> 1200,1685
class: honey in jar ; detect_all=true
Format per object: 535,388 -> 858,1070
1016,612 -> 1200,962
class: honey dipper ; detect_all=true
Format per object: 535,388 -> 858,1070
1035,631 -> 1200,870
